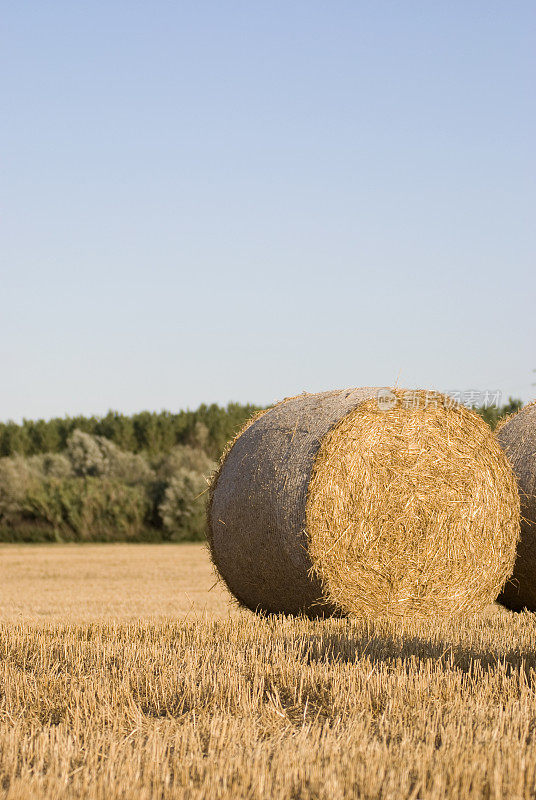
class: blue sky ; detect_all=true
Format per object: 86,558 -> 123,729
2,1 -> 535,421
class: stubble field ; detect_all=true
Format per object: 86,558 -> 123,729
1,543 -> 536,800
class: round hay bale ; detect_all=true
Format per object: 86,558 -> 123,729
208,388 -> 519,618
496,401 -> 536,610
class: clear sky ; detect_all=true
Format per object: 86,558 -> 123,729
2,1 -> 535,421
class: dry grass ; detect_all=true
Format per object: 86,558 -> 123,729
1,544 -> 536,799
0,543 -> 239,623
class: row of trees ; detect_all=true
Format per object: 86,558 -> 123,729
0,403 -> 260,461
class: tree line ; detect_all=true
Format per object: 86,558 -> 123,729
0,403 -> 261,461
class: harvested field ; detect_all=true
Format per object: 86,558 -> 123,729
0,543 -> 238,623
1,544 -> 536,800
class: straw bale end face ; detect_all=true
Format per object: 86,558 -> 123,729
496,401 -> 536,611
208,388 -> 520,618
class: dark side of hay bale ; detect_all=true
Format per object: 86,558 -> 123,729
496,401 -> 536,611
208,389 -> 378,617
208,388 -> 519,619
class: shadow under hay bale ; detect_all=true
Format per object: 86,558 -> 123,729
496,401 -> 536,611
208,388 -> 520,619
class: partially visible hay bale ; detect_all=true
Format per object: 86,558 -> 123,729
208,388 -> 519,618
496,401 -> 536,610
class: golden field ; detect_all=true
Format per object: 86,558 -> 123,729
1,544 -> 536,799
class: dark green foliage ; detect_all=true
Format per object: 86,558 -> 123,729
21,478 -> 149,542
0,403 -> 261,459
0,521 -> 61,543
473,397 -> 523,430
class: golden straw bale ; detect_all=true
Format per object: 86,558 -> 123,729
208,388 -> 519,618
496,400 -> 536,610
